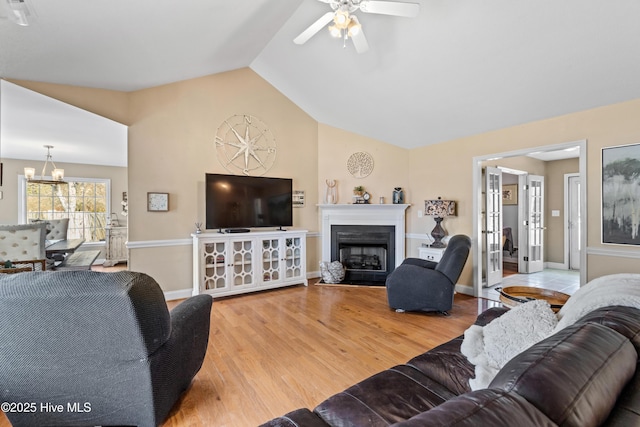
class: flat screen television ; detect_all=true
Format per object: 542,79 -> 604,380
205,173 -> 293,231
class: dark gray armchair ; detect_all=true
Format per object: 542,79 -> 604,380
0,270 -> 213,427
386,234 -> 471,315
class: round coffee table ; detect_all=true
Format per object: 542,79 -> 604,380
496,286 -> 570,312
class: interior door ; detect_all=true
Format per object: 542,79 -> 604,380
568,175 -> 581,270
484,167 -> 503,287
524,174 -> 545,273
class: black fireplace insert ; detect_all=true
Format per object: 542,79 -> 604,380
331,225 -> 395,284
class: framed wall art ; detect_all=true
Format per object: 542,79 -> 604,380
502,184 -> 518,206
602,142 -> 640,245
147,192 -> 169,212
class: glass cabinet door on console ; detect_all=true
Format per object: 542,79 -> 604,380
261,237 -> 281,284
259,234 -> 305,285
201,240 -> 228,291
200,238 -> 256,293
283,236 -> 304,282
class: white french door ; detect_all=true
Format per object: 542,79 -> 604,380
484,167 -> 503,287
523,174 -> 545,273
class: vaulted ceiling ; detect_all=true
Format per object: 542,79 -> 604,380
1,0 -> 640,164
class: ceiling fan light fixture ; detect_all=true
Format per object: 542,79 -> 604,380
333,9 -> 350,29
347,16 -> 361,37
295,0 -> 419,53
329,24 -> 342,38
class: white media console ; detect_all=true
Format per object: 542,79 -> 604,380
192,229 -> 308,297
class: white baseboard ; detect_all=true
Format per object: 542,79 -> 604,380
455,284 -> 473,296
545,262 -> 567,270
164,288 -> 193,301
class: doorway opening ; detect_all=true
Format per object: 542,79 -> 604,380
471,140 -> 587,298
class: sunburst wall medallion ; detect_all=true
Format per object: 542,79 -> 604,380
215,114 -> 277,176
347,151 -> 374,178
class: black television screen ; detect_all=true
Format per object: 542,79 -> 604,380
205,174 -> 293,230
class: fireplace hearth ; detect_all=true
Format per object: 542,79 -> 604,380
331,225 -> 395,284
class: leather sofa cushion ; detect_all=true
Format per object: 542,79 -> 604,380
314,365 -> 456,427
407,336 -> 474,395
576,306 -> 640,349
392,389 -> 555,427
489,322 -> 637,427
576,306 -> 640,427
258,408 -> 330,427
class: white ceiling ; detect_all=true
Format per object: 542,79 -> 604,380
1,80 -> 127,166
2,0 -> 639,165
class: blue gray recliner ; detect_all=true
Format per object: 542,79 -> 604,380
0,270 -> 213,427
386,234 -> 471,315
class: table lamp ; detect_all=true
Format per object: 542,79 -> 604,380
424,197 -> 457,248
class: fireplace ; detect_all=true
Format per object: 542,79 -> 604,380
331,225 -> 395,284
319,204 -> 409,285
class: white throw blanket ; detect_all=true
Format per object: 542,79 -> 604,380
461,299 -> 557,390
554,273 -> 640,332
461,273 -> 640,390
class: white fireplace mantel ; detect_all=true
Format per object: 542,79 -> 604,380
318,204 -> 410,267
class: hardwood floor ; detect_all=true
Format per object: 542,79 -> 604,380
0,280 -> 485,427
161,282 -> 483,426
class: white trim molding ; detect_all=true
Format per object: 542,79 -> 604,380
587,246 -> 640,259
126,238 -> 193,249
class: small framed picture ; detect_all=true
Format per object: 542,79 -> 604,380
502,184 -> 518,206
147,192 -> 169,212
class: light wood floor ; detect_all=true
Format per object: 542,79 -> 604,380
162,282 -> 486,426
0,279 -> 487,427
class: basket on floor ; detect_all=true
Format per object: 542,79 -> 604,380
320,261 -> 345,284
496,286 -> 570,312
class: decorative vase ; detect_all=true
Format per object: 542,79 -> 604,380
325,179 -> 337,204
393,187 -> 404,204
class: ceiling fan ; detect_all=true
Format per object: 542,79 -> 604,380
294,0 -> 420,54
0,0 -> 36,26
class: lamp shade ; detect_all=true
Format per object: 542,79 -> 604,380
424,198 -> 456,218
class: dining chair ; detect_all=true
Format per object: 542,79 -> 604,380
0,223 -> 48,270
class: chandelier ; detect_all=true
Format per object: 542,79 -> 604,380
24,145 -> 67,185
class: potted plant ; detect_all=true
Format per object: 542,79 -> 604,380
353,186 -> 364,196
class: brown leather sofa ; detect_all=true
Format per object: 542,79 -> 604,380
260,305 -> 640,427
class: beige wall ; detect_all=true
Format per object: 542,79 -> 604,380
126,69 -> 319,291
409,98 -> 640,283
317,124 -> 410,206
4,72 -> 640,292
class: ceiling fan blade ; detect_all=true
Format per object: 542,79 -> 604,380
294,11 -> 335,45
359,1 -> 420,17
351,28 -> 369,54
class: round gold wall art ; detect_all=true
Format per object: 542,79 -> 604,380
347,151 -> 374,178
215,114 -> 277,176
